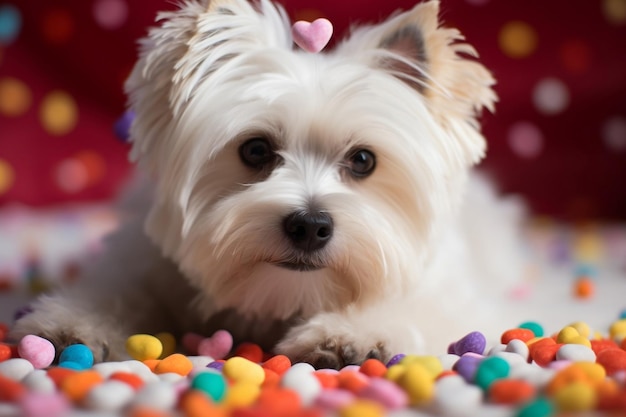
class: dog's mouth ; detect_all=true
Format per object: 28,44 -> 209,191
275,261 -> 323,272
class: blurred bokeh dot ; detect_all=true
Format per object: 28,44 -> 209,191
603,0 -> 626,24
602,116 -> 626,152
75,151 -> 106,186
508,121 -> 544,159
93,0 -> 129,30
560,40 -> 591,74
40,91 -> 78,136
533,78 -> 570,115
42,9 -> 74,44
499,21 -> 538,58
0,4 -> 21,45
0,77 -> 32,117
0,159 -> 15,195
56,159 -> 88,193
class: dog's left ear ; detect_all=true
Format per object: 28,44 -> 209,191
338,0 -> 496,164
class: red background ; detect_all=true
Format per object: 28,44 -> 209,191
1,0 -> 625,220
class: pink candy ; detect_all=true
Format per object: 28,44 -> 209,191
183,330 -> 233,360
20,392 -> 69,417
359,377 -> 409,409
17,335 -> 55,369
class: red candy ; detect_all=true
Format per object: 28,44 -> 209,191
501,328 -> 535,344
489,379 -> 536,405
262,354 -> 291,375
235,343 -> 264,363
596,349 -> 626,376
0,374 -> 26,401
359,359 -> 387,378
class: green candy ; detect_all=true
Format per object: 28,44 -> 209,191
516,397 -> 555,417
474,356 -> 510,390
519,321 -> 545,337
191,371 -> 227,402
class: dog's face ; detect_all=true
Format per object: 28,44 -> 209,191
125,0 -> 496,320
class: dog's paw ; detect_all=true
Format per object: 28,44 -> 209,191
11,313 -> 113,363
275,322 -> 391,369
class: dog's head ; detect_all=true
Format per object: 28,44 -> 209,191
125,0 -> 496,320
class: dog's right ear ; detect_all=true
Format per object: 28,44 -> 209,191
125,0 -> 291,165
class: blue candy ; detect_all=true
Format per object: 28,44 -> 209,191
59,344 -> 94,370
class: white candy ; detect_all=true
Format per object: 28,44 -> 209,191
22,369 -> 55,393
434,375 -> 482,416
487,344 -> 507,356
123,360 -> 159,383
289,362 -> 316,374
508,362 -> 555,388
93,361 -> 131,378
494,351 -> 527,367
281,366 -> 322,406
83,380 -> 135,411
556,344 -> 596,362
132,381 -> 178,410
187,355 -> 213,371
437,354 -> 460,371
0,358 -> 34,381
505,339 -> 530,361
158,372 -> 185,383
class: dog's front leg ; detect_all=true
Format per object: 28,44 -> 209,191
274,298 -> 425,369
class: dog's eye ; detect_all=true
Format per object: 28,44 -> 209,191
347,149 -> 376,178
239,138 -> 276,169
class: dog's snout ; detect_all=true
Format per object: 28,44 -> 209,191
283,211 -> 334,252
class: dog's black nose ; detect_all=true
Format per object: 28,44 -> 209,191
283,211 -> 334,252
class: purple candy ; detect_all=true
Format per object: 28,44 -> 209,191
206,361 -> 224,371
386,353 -> 405,367
113,110 -> 135,142
454,331 -> 487,356
453,355 -> 482,383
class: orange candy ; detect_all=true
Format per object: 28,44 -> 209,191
261,368 -> 280,388
596,379 -> 621,411
61,370 -> 104,402
256,387 -> 302,417
262,355 -> 291,375
590,339 -> 620,355
0,374 -> 26,401
128,406 -> 174,417
313,371 -> 339,389
436,370 -> 458,380
574,277 -> 595,298
546,366 -> 589,395
47,367 -> 78,388
337,371 -> 369,393
143,359 -> 160,372
110,371 -> 145,390
501,328 -> 535,344
0,343 -> 11,361
235,343 -> 264,363
154,353 -> 193,376
488,379 -> 536,405
359,359 -> 387,378
180,390 -> 227,417
596,349 -> 626,376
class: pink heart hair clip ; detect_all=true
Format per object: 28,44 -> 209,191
291,18 -> 333,53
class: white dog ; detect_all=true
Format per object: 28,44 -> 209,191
11,0 -> 525,368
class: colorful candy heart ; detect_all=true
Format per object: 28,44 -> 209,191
291,18 -> 333,53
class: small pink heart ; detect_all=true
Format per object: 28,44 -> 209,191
197,330 -> 233,360
292,18 -> 333,53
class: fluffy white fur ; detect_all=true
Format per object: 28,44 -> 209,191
11,0 -> 525,367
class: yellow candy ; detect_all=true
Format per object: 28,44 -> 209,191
223,357 -> 265,385
224,382 -> 260,408
400,355 -> 442,379
568,321 -> 591,338
155,332 -> 177,359
126,334 -> 163,361
339,400 -> 385,417
556,326 -> 580,344
399,363 -> 434,405
553,382 -> 597,412
570,362 -> 606,382
385,364 -> 406,382
609,319 -> 626,339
